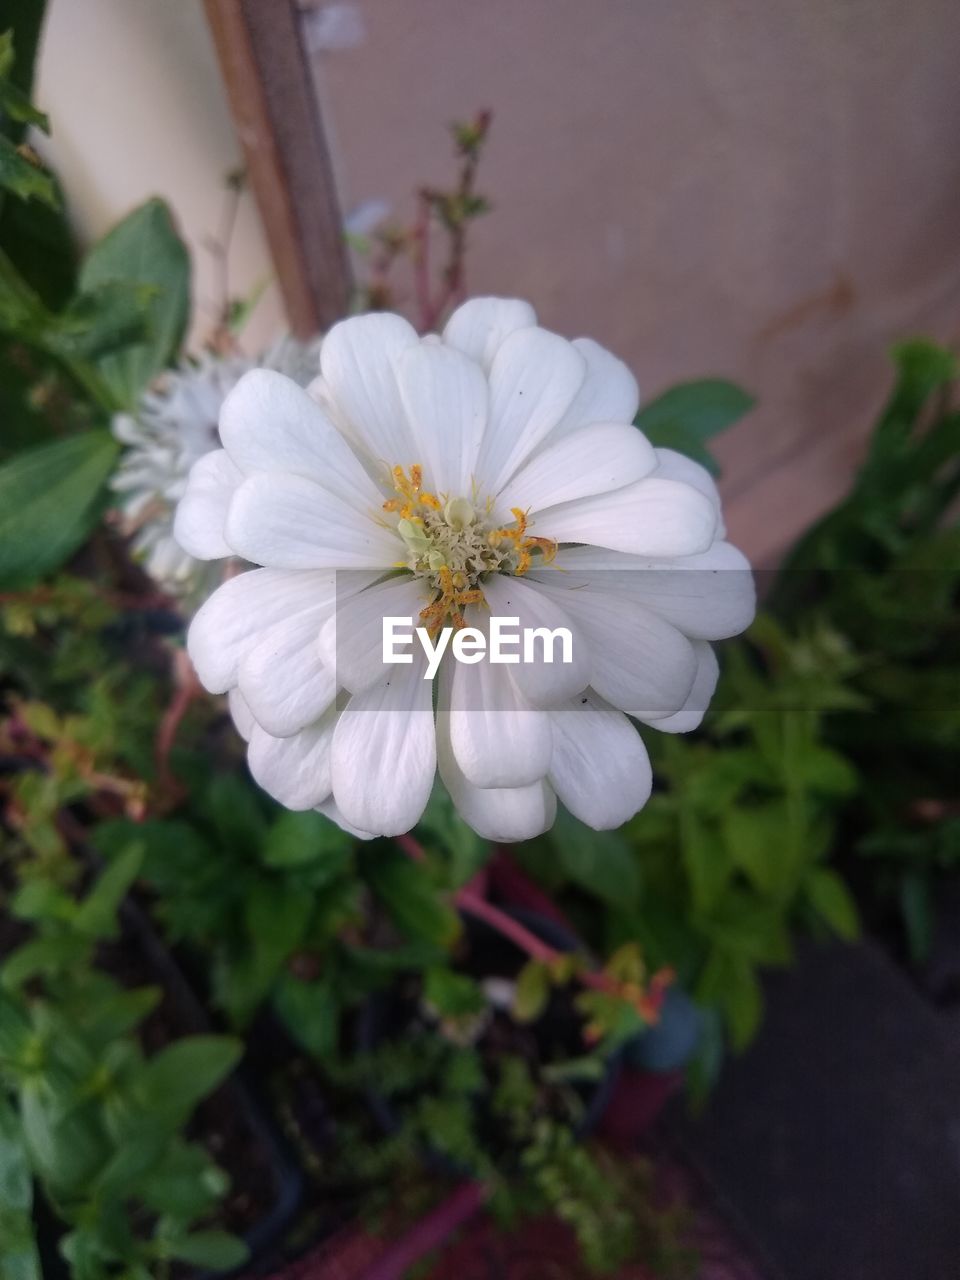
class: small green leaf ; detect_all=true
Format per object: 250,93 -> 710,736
77,198 -> 190,408
0,432 -> 119,588
0,136 -> 56,207
805,868 -> 860,941
634,378 -> 754,475
136,1036 -> 242,1123
73,843 -> 143,940
513,961 -> 550,1023
365,847 -> 461,948
272,973 -> 339,1057
423,968 -> 486,1019
262,809 -> 353,871
552,808 -> 641,908
166,1231 -> 250,1270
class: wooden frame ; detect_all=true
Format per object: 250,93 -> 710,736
204,0 -> 351,335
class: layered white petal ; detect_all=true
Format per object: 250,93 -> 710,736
173,449 -> 243,560
643,641 -> 719,733
531,582 -> 698,720
448,628 -> 552,788
441,297 -> 537,372
477,328 -> 586,492
549,693 -> 652,829
436,667 -> 556,842
188,568 -> 336,694
537,542 -> 756,641
551,337 -> 640,438
533,477 -> 717,557
225,472 -> 399,569
318,576 -> 428,695
494,422 -> 657,518
481,574 -> 590,707
228,687 -> 255,742
319,313 -> 420,466
654,447 -> 725,537
315,796 -> 378,841
238,608 -> 338,737
397,342 -> 487,494
331,661 -> 436,836
219,369 -> 384,511
247,710 -> 337,810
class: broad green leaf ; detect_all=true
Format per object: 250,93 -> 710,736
804,868 -> 859,941
73,843 -> 143,940
0,1094 -> 32,1213
139,1140 -> 226,1219
680,812 -> 730,915
634,378 -> 754,475
722,802 -> 794,898
135,1035 -> 242,1123
273,973 -> 339,1057
77,198 -> 190,407
166,1231 -> 250,1271
552,808 -> 641,907
0,136 -> 55,206
365,847 -> 461,948
262,808 -> 354,872
20,1083 -> 108,1195
0,431 -> 118,588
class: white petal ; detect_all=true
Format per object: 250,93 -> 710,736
448,626 -> 553,788
219,369 -> 383,511
247,711 -> 337,810
188,568 -> 336,694
643,641 -> 719,733
531,582 -> 698,720
397,342 -> 487,494
442,297 -> 537,372
481,574 -> 590,707
551,337 -> 639,437
331,661 -> 436,836
436,667 -> 556,841
654,447 -> 725,538
319,313 -> 420,467
228,688 -> 255,742
318,576 -> 429,695
315,796 -> 377,841
549,692 -> 652,829
173,449 -> 243,560
225,472 -> 399,569
533,477 -> 718,557
238,609 -> 338,737
537,542 -> 755,641
477,328 -> 586,492
494,423 -> 657,518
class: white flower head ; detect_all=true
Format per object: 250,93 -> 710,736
176,299 -> 755,841
111,337 -> 321,592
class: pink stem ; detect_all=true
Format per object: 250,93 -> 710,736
357,1181 -> 489,1280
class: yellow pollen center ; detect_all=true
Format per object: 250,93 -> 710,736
382,464 -> 557,632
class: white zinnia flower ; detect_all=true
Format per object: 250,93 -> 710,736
175,298 -> 754,841
111,337 -> 320,592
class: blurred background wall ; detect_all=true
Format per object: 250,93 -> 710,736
36,0 -> 960,562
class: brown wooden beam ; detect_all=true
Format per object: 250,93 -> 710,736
204,0 -> 351,335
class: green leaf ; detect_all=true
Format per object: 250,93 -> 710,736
634,378 -> 754,475
0,136 -> 56,207
272,973 -> 339,1057
552,808 -> 641,908
0,431 -> 119,588
166,1231 -> 250,1271
77,198 -> 190,407
262,809 -> 354,872
423,967 -> 486,1019
804,868 -> 859,941
365,847 -> 461,948
513,961 -> 550,1023
0,1094 -> 33,1213
43,282 -> 152,362
135,1036 -> 242,1123
73,843 -> 143,940
139,1141 -> 226,1219
680,812 -> 730,915
0,72 -> 49,132
697,949 -> 762,1051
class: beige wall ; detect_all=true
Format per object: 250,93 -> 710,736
34,1 -> 960,563
311,0 -> 960,561
35,0 -> 285,354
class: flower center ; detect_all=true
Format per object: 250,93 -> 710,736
383,465 -> 557,630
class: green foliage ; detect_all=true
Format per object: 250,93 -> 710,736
634,378 -> 755,475
77,198 -> 190,409
0,853 -> 247,1277
0,433 -> 119,587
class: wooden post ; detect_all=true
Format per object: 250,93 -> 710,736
203,0 -> 351,335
